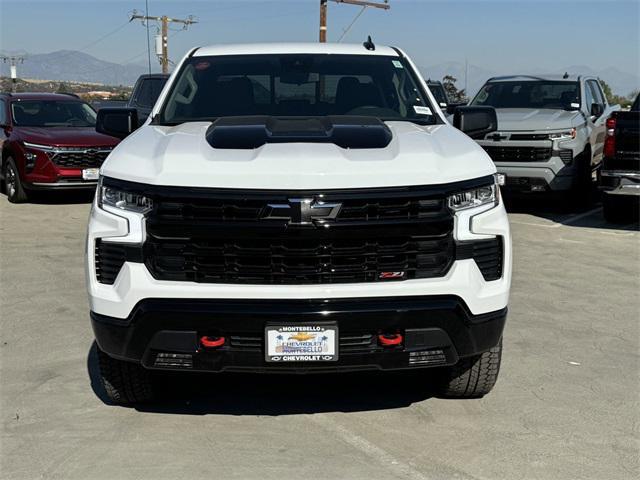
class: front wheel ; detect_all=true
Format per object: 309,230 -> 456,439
437,338 -> 502,398
97,347 -> 155,405
567,149 -> 594,210
4,157 -> 29,203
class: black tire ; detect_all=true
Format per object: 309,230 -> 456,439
567,149 -> 593,210
438,338 -> 502,398
97,347 -> 154,405
4,157 -> 29,203
603,193 -> 640,224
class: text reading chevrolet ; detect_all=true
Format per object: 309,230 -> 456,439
88,42 -> 512,404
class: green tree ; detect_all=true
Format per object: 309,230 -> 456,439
597,78 -> 635,108
57,82 -> 70,94
598,78 -> 614,103
442,75 -> 467,103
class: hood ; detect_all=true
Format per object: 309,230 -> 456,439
101,121 -> 495,190
495,109 -> 583,131
16,127 -> 120,147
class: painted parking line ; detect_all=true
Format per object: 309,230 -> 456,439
561,207 -> 603,226
509,207 -> 602,229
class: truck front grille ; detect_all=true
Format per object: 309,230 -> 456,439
50,148 -> 112,168
144,235 -> 454,285
483,146 -> 552,163
142,186 -> 456,285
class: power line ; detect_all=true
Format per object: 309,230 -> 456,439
320,0 -> 390,43
45,21 -> 132,62
1,55 -> 26,93
144,0 -> 152,76
130,11 -> 197,74
337,5 -> 367,42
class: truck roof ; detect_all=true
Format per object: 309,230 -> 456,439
0,92 -> 83,101
193,42 -> 399,58
486,74 -> 593,83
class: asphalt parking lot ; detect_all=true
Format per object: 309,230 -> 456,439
0,191 -> 638,480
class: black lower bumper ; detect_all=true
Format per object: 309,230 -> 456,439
91,296 -> 507,374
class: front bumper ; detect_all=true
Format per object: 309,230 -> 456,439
91,296 -> 507,373
86,198 -> 512,319
28,179 -> 98,190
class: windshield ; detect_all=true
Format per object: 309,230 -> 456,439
11,100 -> 97,127
159,54 -> 437,125
428,84 -> 449,107
471,81 -> 580,110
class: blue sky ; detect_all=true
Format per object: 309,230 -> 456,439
1,0 -> 638,76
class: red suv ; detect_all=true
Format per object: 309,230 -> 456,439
0,92 -> 120,203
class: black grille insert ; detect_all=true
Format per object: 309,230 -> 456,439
483,146 -> 552,163
145,233 -> 454,285
456,237 -> 503,281
95,240 -> 142,285
95,240 -> 126,285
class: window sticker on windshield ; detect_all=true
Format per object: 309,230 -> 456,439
195,61 -> 211,70
414,105 -> 432,115
571,102 -> 580,108
392,60 -> 403,69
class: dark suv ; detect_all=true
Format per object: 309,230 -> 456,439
0,92 -> 119,203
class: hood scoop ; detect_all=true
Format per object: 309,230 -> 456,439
206,116 -> 392,150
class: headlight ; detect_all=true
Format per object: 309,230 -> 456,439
99,179 -> 153,214
448,183 -> 498,212
548,128 -> 576,140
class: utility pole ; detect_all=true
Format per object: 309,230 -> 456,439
320,0 -> 390,43
319,0 -> 328,42
130,11 -> 196,74
1,55 -> 26,93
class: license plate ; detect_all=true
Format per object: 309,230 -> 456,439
82,168 -> 100,181
265,324 -> 338,362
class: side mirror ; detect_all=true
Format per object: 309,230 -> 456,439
590,103 -> 604,118
453,106 -> 498,139
446,102 -> 467,115
96,108 -> 138,139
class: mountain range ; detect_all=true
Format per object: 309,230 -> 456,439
0,50 -> 151,86
1,50 -> 637,97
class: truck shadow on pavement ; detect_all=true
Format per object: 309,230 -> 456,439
88,343 -> 439,415
502,191 -> 639,231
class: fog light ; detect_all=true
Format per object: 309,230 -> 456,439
25,152 -> 38,171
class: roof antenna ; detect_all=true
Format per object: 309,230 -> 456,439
563,72 -> 569,79
363,35 -> 375,51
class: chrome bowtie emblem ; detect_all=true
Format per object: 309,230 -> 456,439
491,132 -> 508,142
263,198 -> 342,225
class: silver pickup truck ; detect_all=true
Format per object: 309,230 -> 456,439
469,75 -> 619,204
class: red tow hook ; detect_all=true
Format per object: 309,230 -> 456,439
200,336 -> 226,348
378,333 -> 403,347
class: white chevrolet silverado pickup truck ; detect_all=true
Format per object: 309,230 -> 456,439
470,75 -> 619,204
88,42 -> 512,404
